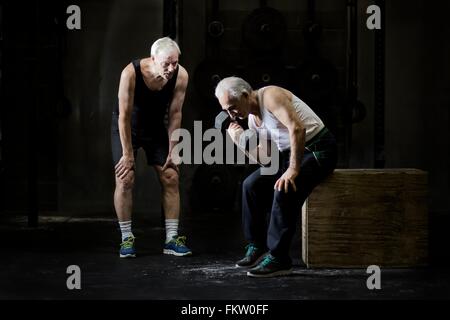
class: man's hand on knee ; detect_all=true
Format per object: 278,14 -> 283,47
115,155 -> 135,179
120,171 -> 135,189
162,155 -> 179,173
274,168 -> 298,193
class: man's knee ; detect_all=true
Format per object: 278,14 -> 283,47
116,171 -> 135,191
159,169 -> 179,189
272,188 -> 307,211
242,176 -> 255,193
273,189 -> 289,203
243,173 -> 261,194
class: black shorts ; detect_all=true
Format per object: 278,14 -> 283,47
111,112 -> 169,167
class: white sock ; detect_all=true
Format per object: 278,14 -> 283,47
119,220 -> 133,241
165,219 -> 179,243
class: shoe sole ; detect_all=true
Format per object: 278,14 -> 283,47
246,268 -> 293,278
119,253 -> 136,258
163,249 -> 192,256
235,261 -> 259,268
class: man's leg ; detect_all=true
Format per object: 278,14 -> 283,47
267,151 -> 321,264
154,165 -> 180,221
111,114 -> 137,258
114,170 -> 137,257
114,172 -> 137,258
154,165 -> 192,256
267,130 -> 339,264
247,151 -> 323,277
238,167 -> 279,267
114,171 -> 135,222
241,167 -> 278,248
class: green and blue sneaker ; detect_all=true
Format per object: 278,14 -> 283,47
246,254 -> 292,278
119,236 -> 136,258
235,243 -> 266,267
163,235 -> 192,256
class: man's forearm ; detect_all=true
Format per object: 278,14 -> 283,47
289,127 -> 305,172
256,136 -> 271,164
118,115 -> 133,157
227,128 -> 261,165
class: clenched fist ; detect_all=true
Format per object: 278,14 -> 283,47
226,122 -> 244,144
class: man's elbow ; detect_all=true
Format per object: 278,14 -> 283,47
170,107 -> 183,118
118,112 -> 131,125
290,124 -> 305,136
169,110 -> 183,124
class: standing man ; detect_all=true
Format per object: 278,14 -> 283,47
215,77 -> 337,277
111,37 -> 191,258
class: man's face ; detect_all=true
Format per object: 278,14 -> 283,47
153,50 -> 179,80
218,92 -> 249,121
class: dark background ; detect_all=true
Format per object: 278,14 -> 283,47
1,0 -> 449,263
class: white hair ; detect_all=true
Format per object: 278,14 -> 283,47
150,37 -> 181,57
215,77 -> 253,100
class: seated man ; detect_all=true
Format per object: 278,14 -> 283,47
111,37 -> 191,258
214,77 -> 337,277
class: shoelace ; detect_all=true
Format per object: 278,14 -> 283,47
260,255 -> 277,268
174,236 -> 187,246
121,237 -> 134,249
245,244 -> 258,257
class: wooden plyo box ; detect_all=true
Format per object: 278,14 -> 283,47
302,169 -> 428,268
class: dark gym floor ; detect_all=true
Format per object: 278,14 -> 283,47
1,213 -> 450,300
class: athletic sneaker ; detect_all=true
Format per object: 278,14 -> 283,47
163,235 -> 192,256
235,244 -> 266,267
119,236 -> 136,258
246,254 -> 292,278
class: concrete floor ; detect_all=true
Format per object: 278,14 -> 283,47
1,213 -> 450,300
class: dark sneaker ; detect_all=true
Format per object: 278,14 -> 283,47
235,243 -> 266,268
247,254 -> 292,278
119,236 -> 136,258
163,235 -> 192,256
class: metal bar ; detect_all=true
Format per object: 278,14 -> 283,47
374,0 -> 385,168
27,0 -> 39,227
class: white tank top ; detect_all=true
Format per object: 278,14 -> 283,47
248,86 -> 325,151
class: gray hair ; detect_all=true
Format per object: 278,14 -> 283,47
215,77 -> 253,101
150,37 -> 181,57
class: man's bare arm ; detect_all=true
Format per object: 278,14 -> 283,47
227,123 -> 271,165
163,66 -> 188,171
264,87 -> 305,173
264,87 -> 305,192
115,64 -> 135,179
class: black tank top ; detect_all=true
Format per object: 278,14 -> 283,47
115,59 -> 179,137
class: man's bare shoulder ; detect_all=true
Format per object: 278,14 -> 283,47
263,85 -> 290,96
177,65 -> 189,82
120,63 -> 136,82
174,65 -> 189,91
262,86 -> 291,107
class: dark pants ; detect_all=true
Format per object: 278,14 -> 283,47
241,128 -> 338,264
110,112 -> 168,167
